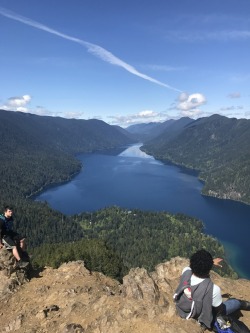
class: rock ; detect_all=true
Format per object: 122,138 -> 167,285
43,304 -> 60,317
122,267 -> 160,304
63,323 -> 85,332
0,248 -> 29,301
0,258 -> 250,333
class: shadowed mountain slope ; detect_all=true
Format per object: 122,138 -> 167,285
0,109 -> 135,198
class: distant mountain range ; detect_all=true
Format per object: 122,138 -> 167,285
0,109 -> 135,199
0,109 -> 134,155
139,114 -> 250,205
125,117 -> 193,142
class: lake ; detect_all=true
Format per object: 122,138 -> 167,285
36,144 -> 250,278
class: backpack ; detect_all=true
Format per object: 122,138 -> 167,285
0,214 -> 13,232
214,315 -> 250,333
214,319 -> 235,333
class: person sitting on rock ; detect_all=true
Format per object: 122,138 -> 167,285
0,205 -> 29,268
174,249 -> 250,331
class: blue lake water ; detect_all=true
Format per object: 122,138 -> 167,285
36,144 -> 250,278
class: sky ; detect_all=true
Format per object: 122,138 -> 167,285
0,0 -> 250,127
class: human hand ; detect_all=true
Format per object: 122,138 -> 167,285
213,258 -> 223,267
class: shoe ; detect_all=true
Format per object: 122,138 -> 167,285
239,300 -> 250,311
16,260 -> 29,268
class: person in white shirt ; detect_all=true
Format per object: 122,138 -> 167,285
174,249 -> 250,330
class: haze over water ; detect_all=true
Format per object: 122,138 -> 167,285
36,144 -> 250,278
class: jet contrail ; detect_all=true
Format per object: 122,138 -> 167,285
0,7 -> 182,92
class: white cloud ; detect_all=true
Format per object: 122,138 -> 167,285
228,92 -> 241,99
109,110 -> 170,126
64,111 -> 85,119
0,95 -> 86,119
16,107 -> 29,112
176,92 -> 206,114
178,92 -> 189,102
1,95 -> 31,111
220,105 -> 243,111
112,92 -> 206,126
7,95 -> 31,107
138,110 -> 158,117
230,73 -> 250,83
180,109 -> 202,117
165,30 -> 250,42
144,64 -> 187,72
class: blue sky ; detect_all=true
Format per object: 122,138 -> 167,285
0,0 -> 250,127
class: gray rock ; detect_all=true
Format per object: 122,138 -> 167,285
63,323 -> 85,333
0,248 -> 29,301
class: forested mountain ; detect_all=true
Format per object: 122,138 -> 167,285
126,117 -> 192,142
0,109 -> 134,199
143,114 -> 250,204
32,207 -> 236,279
126,122 -> 170,142
0,109 -> 134,250
75,207 -> 236,278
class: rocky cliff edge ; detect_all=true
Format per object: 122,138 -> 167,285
1,249 -> 250,333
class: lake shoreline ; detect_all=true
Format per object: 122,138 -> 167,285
141,147 -> 250,207
35,144 -> 250,279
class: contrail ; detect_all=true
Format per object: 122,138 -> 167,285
0,7 -> 182,93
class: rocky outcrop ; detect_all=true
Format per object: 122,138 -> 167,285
0,257 -> 250,333
0,248 -> 29,301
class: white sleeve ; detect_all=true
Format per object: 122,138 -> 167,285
212,284 -> 222,307
182,266 -> 191,274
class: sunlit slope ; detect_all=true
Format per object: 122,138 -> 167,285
143,114 -> 250,204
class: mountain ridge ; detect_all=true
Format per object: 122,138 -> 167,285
142,114 -> 250,205
0,109 -> 135,199
125,118 -> 193,142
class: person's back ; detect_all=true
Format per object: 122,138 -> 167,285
174,249 -> 250,331
174,250 -> 216,329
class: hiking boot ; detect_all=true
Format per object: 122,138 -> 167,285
16,260 -> 29,268
239,300 -> 250,311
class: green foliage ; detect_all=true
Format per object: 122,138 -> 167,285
0,198 -> 84,249
31,239 -> 123,279
75,207 -> 236,278
0,109 -> 134,199
0,109 -> 134,249
143,115 -> 250,205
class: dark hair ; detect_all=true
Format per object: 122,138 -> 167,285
190,249 -> 213,278
4,205 -> 13,212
